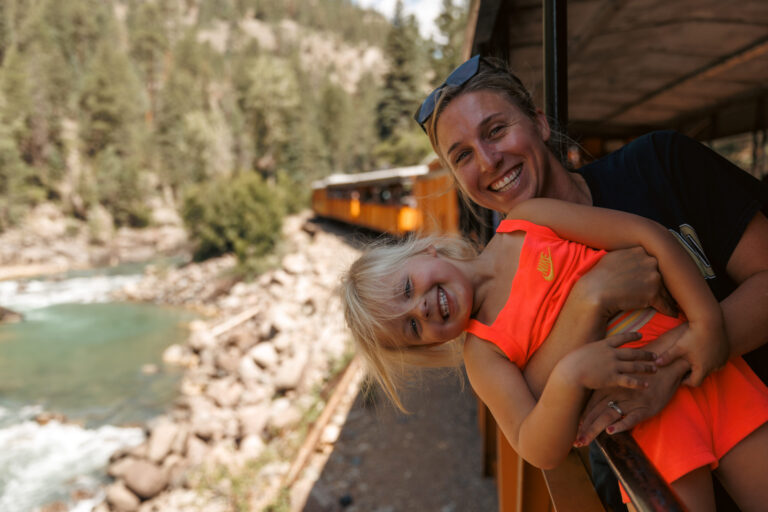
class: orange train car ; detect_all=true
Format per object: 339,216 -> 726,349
311,163 -> 459,236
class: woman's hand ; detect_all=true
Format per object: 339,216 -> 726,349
557,331 -> 656,391
574,328 -> 691,446
575,247 -> 678,318
655,320 -> 729,386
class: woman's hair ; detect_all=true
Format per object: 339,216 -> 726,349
423,57 -> 568,215
341,234 -> 477,411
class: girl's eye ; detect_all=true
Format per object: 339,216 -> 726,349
410,318 -> 419,337
404,277 -> 412,298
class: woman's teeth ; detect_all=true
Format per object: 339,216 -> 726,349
438,288 -> 449,318
490,165 -> 522,192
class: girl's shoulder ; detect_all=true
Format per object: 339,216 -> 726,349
463,332 -> 509,362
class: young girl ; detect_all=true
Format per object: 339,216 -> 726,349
341,197 -> 768,511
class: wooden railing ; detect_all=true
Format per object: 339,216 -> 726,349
481,402 -> 685,512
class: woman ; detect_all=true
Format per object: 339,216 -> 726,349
414,54 -> 768,508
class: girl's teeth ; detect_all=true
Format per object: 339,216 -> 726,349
439,288 -> 449,318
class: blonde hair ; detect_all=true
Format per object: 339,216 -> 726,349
341,234 -> 477,411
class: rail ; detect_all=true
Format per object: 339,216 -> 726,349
481,403 -> 685,512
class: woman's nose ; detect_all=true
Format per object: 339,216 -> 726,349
476,143 -> 500,173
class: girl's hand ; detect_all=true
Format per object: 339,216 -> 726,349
654,322 -> 728,386
558,331 -> 657,391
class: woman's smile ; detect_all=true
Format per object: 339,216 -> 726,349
489,163 -> 523,192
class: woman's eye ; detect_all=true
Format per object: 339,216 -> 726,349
410,318 -> 419,337
489,124 -> 506,137
454,150 -> 471,164
404,277 -> 412,298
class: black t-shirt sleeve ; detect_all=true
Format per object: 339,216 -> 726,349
648,130 -> 768,268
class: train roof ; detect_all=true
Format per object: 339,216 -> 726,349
466,0 -> 768,141
311,165 -> 430,190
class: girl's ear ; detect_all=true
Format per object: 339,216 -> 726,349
426,245 -> 438,257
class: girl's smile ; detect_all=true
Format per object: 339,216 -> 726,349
384,248 -> 474,347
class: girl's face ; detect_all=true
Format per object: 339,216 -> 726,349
384,248 -> 473,347
435,90 -> 552,213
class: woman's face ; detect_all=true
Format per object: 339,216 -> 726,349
435,90 -> 553,213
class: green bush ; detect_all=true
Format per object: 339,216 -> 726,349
181,172 -> 284,263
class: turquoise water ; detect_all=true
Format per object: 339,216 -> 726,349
0,302 -> 194,427
0,269 -> 195,511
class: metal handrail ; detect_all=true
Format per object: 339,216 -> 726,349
595,432 -> 685,512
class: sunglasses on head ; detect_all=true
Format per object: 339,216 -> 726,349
414,55 -> 483,133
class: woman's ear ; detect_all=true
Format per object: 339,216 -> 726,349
534,109 -> 551,142
426,245 -> 438,257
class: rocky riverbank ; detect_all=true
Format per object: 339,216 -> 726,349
94,212 -> 361,512
0,202 -> 188,281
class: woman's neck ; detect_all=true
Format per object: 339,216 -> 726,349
545,157 -> 592,206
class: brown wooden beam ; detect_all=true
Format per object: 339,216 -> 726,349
607,36 -> 768,122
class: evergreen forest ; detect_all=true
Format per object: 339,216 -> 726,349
0,0 -> 467,264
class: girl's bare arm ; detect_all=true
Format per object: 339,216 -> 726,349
464,332 -> 652,469
509,198 -> 728,384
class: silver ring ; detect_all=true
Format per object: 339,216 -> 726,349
607,400 -> 624,417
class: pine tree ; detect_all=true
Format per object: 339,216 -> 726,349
376,0 -> 423,141
431,0 -> 468,85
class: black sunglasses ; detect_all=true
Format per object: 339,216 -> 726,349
413,54 -> 483,132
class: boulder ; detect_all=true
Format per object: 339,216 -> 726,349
267,398 -> 302,431
186,435 -> 210,466
237,404 -> 270,437
106,481 -> 140,512
206,377 -> 243,408
240,434 -> 266,460
108,456 -> 140,479
147,420 -> 180,462
123,459 -> 169,499
188,322 -> 216,352
250,342 -> 278,369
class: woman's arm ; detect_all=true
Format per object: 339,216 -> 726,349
578,211 -> 768,443
464,332 -> 652,469
524,247 -> 676,397
510,198 -> 728,384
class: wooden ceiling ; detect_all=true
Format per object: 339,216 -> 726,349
465,0 -> 768,142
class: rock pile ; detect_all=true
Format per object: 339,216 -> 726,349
97,213 -> 361,512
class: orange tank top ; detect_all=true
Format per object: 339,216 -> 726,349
465,219 -> 606,368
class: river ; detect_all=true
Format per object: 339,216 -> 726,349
0,265 -> 194,511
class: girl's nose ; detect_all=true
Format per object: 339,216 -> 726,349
418,297 -> 429,319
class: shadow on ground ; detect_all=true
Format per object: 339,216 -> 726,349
304,369 -> 498,512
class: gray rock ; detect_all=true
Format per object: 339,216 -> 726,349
273,352 -> 307,392
238,356 -> 262,382
106,481 -> 140,512
123,459 -> 169,499
268,398 -> 302,431
250,342 -> 278,369
188,322 -> 216,352
107,456 -> 140,479
239,435 -> 265,459
206,377 -> 243,408
147,420 -> 180,462
186,435 -> 210,466
215,347 -> 241,374
238,404 -> 270,437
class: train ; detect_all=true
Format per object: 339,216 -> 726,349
311,161 -> 461,236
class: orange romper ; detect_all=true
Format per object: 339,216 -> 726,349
466,219 -> 768,487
